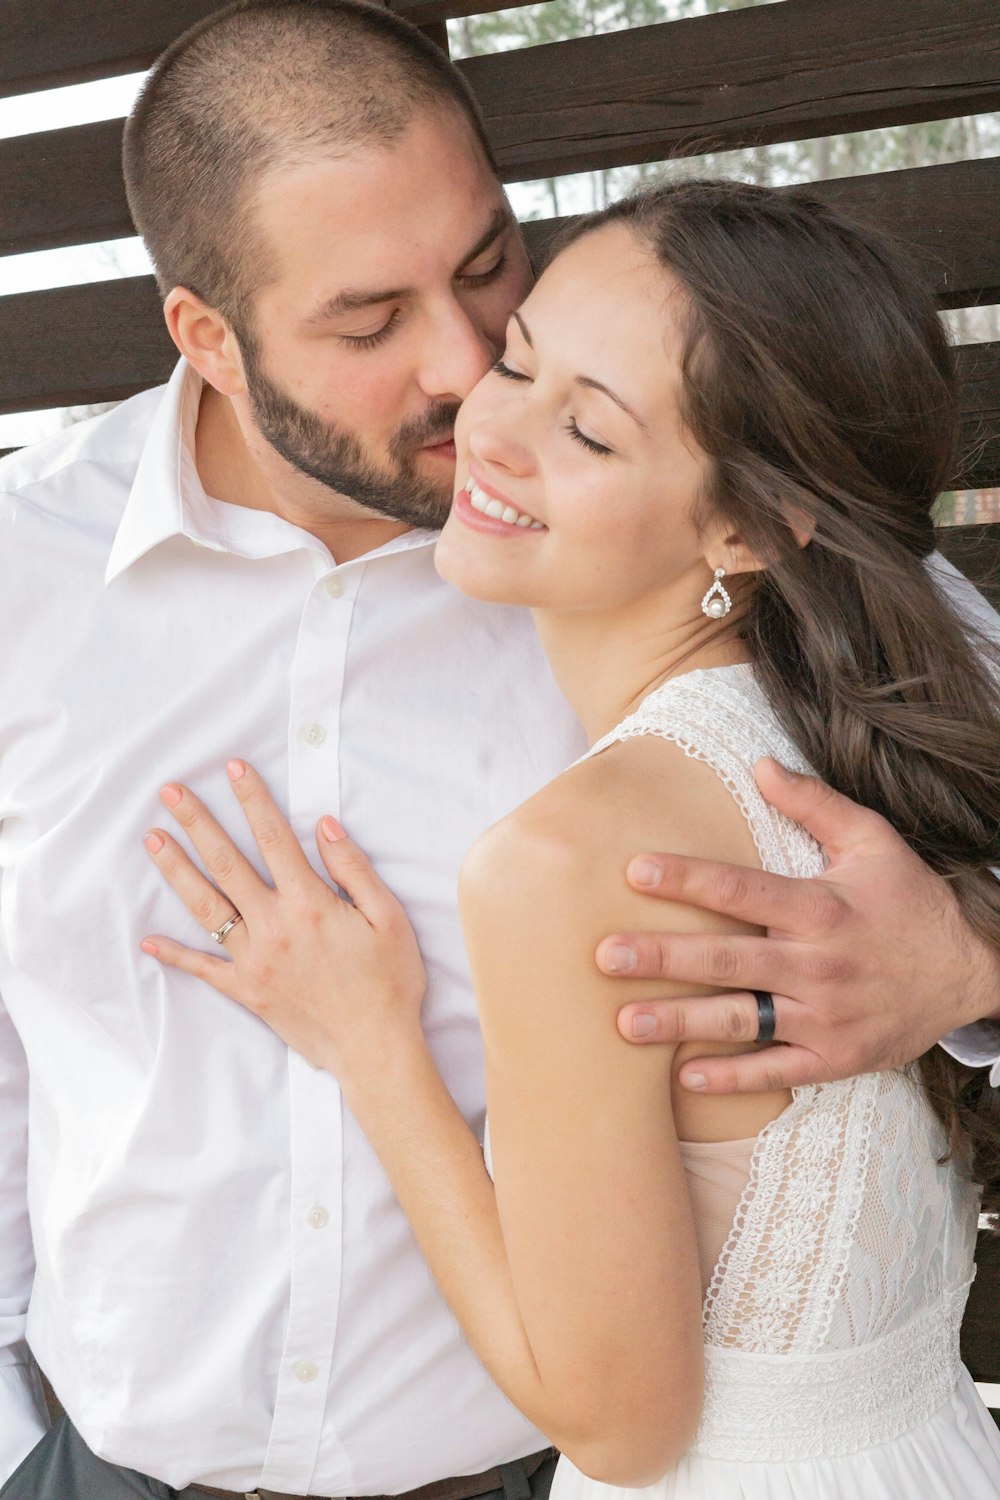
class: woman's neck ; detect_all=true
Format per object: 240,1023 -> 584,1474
532,596 -> 750,744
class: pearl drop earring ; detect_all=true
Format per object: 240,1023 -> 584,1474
701,566 -> 732,619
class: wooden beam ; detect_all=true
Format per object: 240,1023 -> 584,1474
0,0 -> 545,96
955,343 -> 1000,492
1,120 -> 129,257
0,276 -> 995,489
520,157 -> 1000,310
962,1228 -> 1000,1385
0,0 -> 219,99
937,524 -> 1000,606
5,85 -> 999,313
464,0 -> 1000,182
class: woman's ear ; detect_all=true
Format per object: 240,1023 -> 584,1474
163,287 -> 247,398
706,507 -> 814,578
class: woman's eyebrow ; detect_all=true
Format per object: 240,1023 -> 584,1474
513,312 -> 646,428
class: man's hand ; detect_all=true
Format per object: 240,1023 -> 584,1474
602,758 -> 1000,1094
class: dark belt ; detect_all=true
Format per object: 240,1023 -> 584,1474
191,1446 -> 556,1500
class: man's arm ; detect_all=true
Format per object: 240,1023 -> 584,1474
604,758 -> 1000,1094
0,980 -> 48,1482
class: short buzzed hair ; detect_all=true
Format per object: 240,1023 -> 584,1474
123,0 -> 497,327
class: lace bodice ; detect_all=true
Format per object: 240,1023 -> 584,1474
579,664 -> 981,1460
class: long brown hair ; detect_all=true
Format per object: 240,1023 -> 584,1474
560,180 -> 1000,1218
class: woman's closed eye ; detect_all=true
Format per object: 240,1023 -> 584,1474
491,357 -> 529,381
566,419 -> 613,457
491,360 -> 615,456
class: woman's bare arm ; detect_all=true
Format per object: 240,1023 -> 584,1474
142,748 -> 787,1482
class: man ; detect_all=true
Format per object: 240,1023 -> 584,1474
0,3 -> 997,1496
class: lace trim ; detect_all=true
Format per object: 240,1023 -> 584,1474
691,1282 -> 973,1461
576,663 -> 979,1407
702,1074 -> 878,1353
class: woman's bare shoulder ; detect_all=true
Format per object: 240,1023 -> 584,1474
462,729 -> 762,903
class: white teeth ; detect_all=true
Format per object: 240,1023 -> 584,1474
463,478 -> 543,532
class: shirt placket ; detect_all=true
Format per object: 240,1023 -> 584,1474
260,561 -> 360,1493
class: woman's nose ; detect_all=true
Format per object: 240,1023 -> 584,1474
467,413 -> 535,477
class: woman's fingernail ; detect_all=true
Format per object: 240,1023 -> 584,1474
160,784 -> 182,808
629,858 -> 661,888
684,1072 -> 708,1090
140,940 -> 159,956
321,816 -> 347,842
631,1013 -> 656,1038
603,942 -> 636,973
227,759 -> 246,781
144,832 -> 164,854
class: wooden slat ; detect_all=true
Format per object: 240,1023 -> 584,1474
0,0 -> 540,96
0,0 -> 219,99
955,343 -> 1000,493
0,277 -> 996,485
520,157 -> 1000,310
962,1229 -> 1000,1386
1,120 -> 130,257
392,0 -> 537,23
4,8 -> 999,257
937,524 -> 1000,606
4,104 -> 999,315
463,0 -> 1000,182
0,278 -> 173,413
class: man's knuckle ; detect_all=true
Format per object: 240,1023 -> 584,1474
715,867 -> 752,909
723,1000 -> 754,1041
706,942 -> 740,983
806,887 -> 845,935
801,949 -> 849,987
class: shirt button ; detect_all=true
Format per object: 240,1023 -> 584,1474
307,1205 -> 329,1229
325,574 -> 345,598
294,1360 -> 319,1383
300,723 -> 326,748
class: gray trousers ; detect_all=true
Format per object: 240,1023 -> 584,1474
0,1417 -> 559,1500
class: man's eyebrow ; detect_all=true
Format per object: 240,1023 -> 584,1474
513,312 -> 647,429
457,202 -> 512,271
306,204 -> 513,327
306,282 -> 413,325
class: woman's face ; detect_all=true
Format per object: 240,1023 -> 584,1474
435,222 -> 716,616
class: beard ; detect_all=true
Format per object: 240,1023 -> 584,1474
241,333 -> 458,531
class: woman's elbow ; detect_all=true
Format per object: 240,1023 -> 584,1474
554,1405 -> 702,1489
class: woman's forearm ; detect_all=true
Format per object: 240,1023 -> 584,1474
338,1044 -> 555,1430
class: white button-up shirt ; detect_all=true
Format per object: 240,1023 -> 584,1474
1,360 -> 997,1491
0,361 -> 585,1491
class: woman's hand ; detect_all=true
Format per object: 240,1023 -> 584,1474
140,759 -> 428,1077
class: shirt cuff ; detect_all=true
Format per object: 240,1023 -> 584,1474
0,1358 -> 49,1487
939,1022 -> 1000,1088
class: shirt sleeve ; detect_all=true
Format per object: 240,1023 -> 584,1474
924,555 -> 1000,1087
0,973 -> 49,1483
939,1024 -> 1000,1087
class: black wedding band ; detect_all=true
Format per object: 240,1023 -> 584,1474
754,990 -> 777,1046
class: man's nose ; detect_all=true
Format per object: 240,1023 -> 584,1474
416,302 -> 495,402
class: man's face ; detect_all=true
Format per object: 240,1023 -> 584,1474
237,109 -> 533,529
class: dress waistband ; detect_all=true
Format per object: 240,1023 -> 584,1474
691,1282 -> 973,1462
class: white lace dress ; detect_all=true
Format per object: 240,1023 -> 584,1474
546,664 -> 1000,1500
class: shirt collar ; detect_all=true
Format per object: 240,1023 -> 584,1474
105,360 -> 437,585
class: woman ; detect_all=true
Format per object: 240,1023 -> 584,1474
142,181 -> 1000,1494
